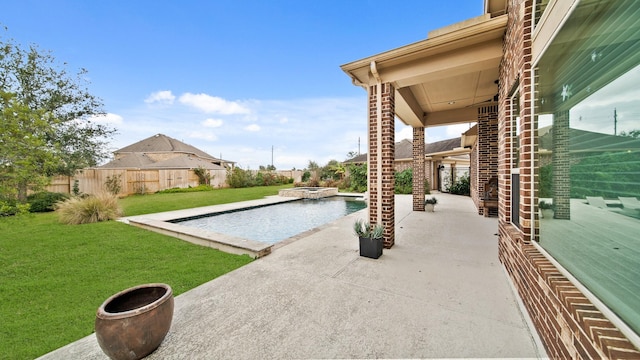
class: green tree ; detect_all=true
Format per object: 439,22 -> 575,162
328,161 -> 346,180
0,92 -> 57,201
347,163 -> 367,193
259,164 -> 276,171
0,32 -> 115,201
620,129 -> 640,138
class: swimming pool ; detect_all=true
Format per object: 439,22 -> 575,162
174,196 -> 366,245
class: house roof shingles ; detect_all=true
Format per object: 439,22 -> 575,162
116,133 -> 216,159
345,137 -> 463,163
100,134 -> 227,170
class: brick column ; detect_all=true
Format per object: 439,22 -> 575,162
553,110 -> 571,220
413,127 -> 425,211
477,104 -> 499,216
368,83 -> 395,248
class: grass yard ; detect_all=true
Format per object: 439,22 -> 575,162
0,185 -> 289,360
120,185 -> 292,216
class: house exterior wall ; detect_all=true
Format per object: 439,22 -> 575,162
470,141 -> 480,208
498,0 -> 639,358
477,104 -> 499,216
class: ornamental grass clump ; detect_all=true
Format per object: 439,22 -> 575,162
353,218 -> 384,238
56,192 -> 123,224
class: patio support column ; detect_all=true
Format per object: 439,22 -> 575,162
477,104 -> 499,216
552,110 -> 571,219
368,82 -> 395,248
413,127 -> 425,211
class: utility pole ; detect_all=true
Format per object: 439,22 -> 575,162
358,137 -> 361,155
271,145 -> 274,168
614,108 -> 618,135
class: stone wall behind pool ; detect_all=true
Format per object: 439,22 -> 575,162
279,187 -> 338,199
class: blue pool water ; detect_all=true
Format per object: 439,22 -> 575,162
175,196 -> 367,244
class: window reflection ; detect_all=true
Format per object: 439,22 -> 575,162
535,0 -> 640,336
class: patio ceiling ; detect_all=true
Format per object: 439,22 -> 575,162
341,13 -> 507,128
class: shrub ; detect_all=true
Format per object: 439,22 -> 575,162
301,171 -> 311,182
104,174 -> 123,195
0,199 -> 30,216
55,193 -> 123,224
27,192 -> 70,212
72,180 -> 82,196
322,179 -> 339,188
447,173 -> 470,196
226,167 -> 255,188
394,168 -> 413,194
193,166 -> 212,185
347,163 -> 367,193
156,185 -> 213,194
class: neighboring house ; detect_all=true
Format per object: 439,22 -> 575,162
47,134 -> 234,195
101,133 -> 233,171
344,137 -> 470,191
342,0 -> 640,357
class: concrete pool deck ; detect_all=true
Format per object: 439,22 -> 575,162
39,193 -> 546,359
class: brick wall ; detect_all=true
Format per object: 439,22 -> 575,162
477,105 -> 499,217
552,110 -> 571,220
498,0 -> 639,357
499,232 -> 640,359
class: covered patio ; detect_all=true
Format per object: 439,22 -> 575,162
39,194 -> 543,359
340,12 -> 506,247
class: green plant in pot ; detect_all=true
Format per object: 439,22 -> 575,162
354,219 -> 384,259
424,196 -> 438,212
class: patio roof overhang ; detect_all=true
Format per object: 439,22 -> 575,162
341,13 -> 507,128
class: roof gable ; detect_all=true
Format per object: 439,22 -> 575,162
344,137 -> 463,163
115,134 -> 216,160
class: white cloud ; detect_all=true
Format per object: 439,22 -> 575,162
396,125 -> 413,142
90,113 -> 123,125
244,124 -> 261,132
145,90 -> 175,105
202,118 -> 224,128
188,131 -> 218,141
179,93 -> 250,115
446,123 -> 475,137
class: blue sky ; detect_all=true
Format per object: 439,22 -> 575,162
2,0 -> 483,170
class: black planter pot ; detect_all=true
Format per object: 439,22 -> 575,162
359,236 -> 383,259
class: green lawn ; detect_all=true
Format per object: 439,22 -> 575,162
0,185 -> 289,360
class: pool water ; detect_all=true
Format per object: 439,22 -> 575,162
176,196 -> 367,244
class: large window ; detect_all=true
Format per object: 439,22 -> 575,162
535,0 -> 640,336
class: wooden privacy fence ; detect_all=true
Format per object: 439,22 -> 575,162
46,169 -> 303,196
47,168 -> 228,197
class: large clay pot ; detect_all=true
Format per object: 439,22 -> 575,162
95,283 -> 174,360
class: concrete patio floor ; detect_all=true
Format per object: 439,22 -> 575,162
39,193 -> 546,359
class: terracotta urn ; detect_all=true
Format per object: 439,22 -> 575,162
95,283 -> 174,360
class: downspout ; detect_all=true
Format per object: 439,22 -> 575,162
370,61 -> 383,223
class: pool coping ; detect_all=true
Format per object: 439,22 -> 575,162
119,194 -> 364,259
